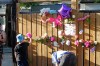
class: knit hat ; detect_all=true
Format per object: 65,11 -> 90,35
16,34 -> 24,42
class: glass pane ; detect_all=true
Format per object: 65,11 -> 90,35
80,0 -> 100,3
0,16 -> 6,31
0,16 -> 5,25
0,0 -> 12,4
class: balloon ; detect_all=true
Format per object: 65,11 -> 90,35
48,15 -> 62,27
58,3 -> 72,18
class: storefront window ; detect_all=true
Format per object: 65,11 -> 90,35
0,16 -> 6,31
80,0 -> 100,3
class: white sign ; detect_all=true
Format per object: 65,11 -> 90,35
65,24 -> 76,36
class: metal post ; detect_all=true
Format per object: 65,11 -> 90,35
11,1 -> 17,66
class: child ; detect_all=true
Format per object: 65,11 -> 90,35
52,50 -> 76,66
14,34 -> 32,66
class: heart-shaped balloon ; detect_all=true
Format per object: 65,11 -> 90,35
48,15 -> 62,27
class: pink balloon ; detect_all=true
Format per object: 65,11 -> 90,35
48,15 -> 62,26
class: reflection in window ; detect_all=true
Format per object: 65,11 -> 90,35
80,0 -> 100,3
0,16 -> 6,31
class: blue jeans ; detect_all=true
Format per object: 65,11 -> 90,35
17,60 -> 29,66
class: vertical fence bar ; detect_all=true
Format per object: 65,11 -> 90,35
54,14 -> 57,51
77,12 -> 84,66
30,12 -> 33,66
95,13 -> 100,66
83,13 -> 85,66
90,13 -> 96,66
71,0 -> 77,62
36,13 -> 38,66
76,12 -> 79,66
47,14 -> 53,66
46,16 -> 48,66
22,14 -> 23,34
26,14 -> 27,33
37,13 -> 42,66
94,13 -> 96,66
84,13 -> 90,66
32,13 -> 37,66
52,14 -> 54,52
41,16 -> 43,66
89,13 -> 90,66
22,14 -> 26,35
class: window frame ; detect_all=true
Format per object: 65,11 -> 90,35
80,0 -> 100,3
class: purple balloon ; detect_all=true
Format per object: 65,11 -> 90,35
58,3 -> 72,18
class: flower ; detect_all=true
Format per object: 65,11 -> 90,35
85,41 -> 90,48
74,40 -> 79,46
50,37 -> 55,42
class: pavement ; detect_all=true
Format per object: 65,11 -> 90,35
1,47 -> 13,66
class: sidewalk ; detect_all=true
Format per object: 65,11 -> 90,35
1,47 -> 13,66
